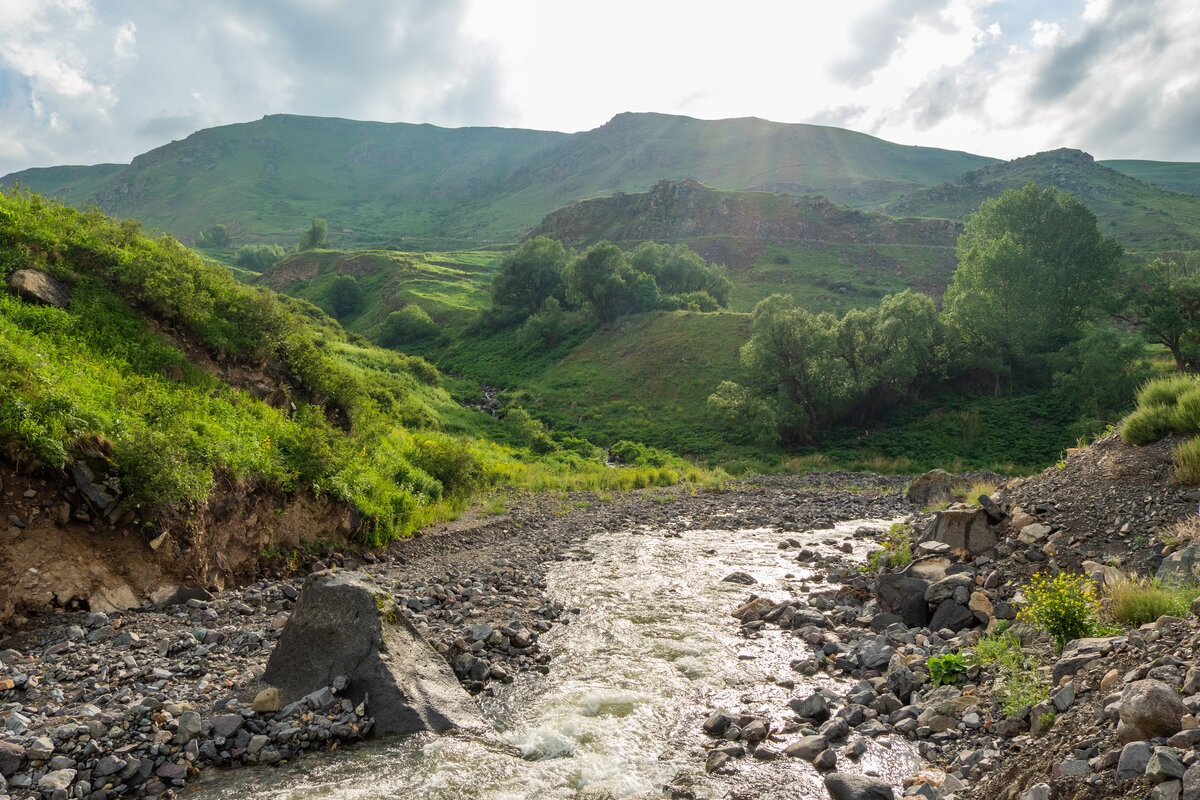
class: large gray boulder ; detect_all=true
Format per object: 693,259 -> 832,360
1118,679 -> 1186,743
875,573 -> 930,628
7,269 -> 69,308
906,469 -> 955,508
823,771 -> 896,800
925,507 -> 997,555
1157,545 -> 1200,585
262,571 -> 485,735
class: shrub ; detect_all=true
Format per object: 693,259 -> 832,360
503,407 -> 558,454
1017,572 -> 1101,651
1108,575 -> 1198,626
928,653 -> 967,686
610,440 -> 671,467
1170,387 -> 1200,433
868,522 -> 913,570
1137,374 -> 1198,409
381,304 -> 438,345
410,437 -> 485,499
1173,437 -> 1200,484
967,632 -> 1022,671
1164,512 -> 1200,545
1121,404 -> 1174,445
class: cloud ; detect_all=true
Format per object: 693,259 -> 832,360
830,0 -> 955,86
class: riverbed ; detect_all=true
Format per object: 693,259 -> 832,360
192,517 -> 920,799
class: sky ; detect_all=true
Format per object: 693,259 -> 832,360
1,0 -> 1198,176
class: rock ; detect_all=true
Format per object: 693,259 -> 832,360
93,755 -> 125,778
1053,637 -> 1118,684
876,574 -> 929,628
1018,523 -> 1052,544
785,735 -> 830,760
251,688 -> 280,713
0,742 -> 24,776
813,748 -> 838,771
907,469 -> 955,508
705,750 -> 730,773
7,269 -> 69,308
790,692 -> 831,722
1119,741 -> 1153,780
906,557 -> 952,583
1119,679 -> 1186,742
928,507 -> 996,555
1154,780 -> 1183,800
210,714 -> 244,738
37,769 -> 75,791
886,654 -> 915,702
1019,785 -> 1051,800
27,736 -> 53,759
928,599 -> 975,632
924,574 -> 975,605
1159,546 -> 1200,584
71,460 -> 117,514
174,710 -> 202,744
823,771 -> 896,800
977,493 -> 1004,522
852,635 -> 895,670
1183,763 -> 1200,800
1148,747 -> 1187,783
261,571 -> 485,734
722,572 -> 757,585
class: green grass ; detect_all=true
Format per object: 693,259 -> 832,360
1108,576 -> 1199,626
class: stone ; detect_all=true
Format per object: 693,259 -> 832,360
1019,785 -> 1051,800
7,268 -> 69,308
876,574 -> 930,628
927,507 -> 997,555
28,736 -> 54,759
1157,545 -> 1200,584
37,769 -> 75,791
0,741 -> 25,776
790,692 -> 831,722
977,493 -> 1004,522
968,590 -> 994,622
705,750 -> 730,773
924,574 -> 975,605
1119,741 -> 1153,780
1119,679 -> 1186,742
928,599 -> 975,632
93,755 -> 125,778
1183,763 -> 1200,800
71,461 -> 116,514
262,571 -> 485,735
1154,780 -> 1183,800
1018,523 -> 1052,544
1148,748 -> 1187,783
824,771 -> 897,800
906,469 -> 955,508
784,735 -> 829,760
885,654 -> 915,703
1051,683 -> 1076,713
174,710 -> 202,744
813,748 -> 838,771
252,687 -> 280,713
722,572 -> 757,585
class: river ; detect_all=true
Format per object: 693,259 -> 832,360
194,518 -> 920,799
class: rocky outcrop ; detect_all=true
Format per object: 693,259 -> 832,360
906,469 -> 956,508
6,269 -> 69,308
262,571 -> 485,735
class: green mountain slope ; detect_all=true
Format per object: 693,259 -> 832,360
884,149 -> 1200,254
1102,159 -> 1200,196
1,113 -> 995,247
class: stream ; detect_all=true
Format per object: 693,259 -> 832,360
194,518 -> 921,799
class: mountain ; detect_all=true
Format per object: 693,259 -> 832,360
884,149 -> 1200,253
0,113 -> 995,247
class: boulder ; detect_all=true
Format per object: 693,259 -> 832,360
824,771 -> 896,800
927,507 -> 996,555
7,269 -> 69,308
876,573 -> 930,628
1018,523 -> 1052,545
262,571 -> 485,735
928,599 -> 975,632
1119,679 -> 1186,743
906,469 -> 955,508
1157,546 -> 1200,585
924,573 -> 975,605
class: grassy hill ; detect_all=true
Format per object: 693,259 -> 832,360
0,189 -> 711,550
1,113 -> 995,247
1103,160 -> 1200,196
884,149 -> 1200,254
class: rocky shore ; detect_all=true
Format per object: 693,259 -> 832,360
2,430 -> 1199,800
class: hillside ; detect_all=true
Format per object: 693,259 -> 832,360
0,189 -> 710,621
884,149 -> 1200,254
1103,159 -> 1200,195
0,112 -> 994,247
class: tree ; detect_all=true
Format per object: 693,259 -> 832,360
381,304 -> 437,345
942,183 -> 1122,392
298,216 -> 328,251
565,242 -> 634,324
234,244 -> 286,271
197,224 -> 231,248
328,274 -> 362,318
630,241 -> 732,306
1118,257 -> 1200,371
489,236 -> 567,320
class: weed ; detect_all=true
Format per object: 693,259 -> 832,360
927,653 -> 967,686
1017,572 -> 1102,652
1173,437 -> 1200,484
1038,710 -> 1056,730
1108,575 -> 1199,626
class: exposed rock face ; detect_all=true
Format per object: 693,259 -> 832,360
1118,679 -> 1186,743
906,469 -> 955,508
924,507 -> 997,556
6,268 -> 69,308
262,571 -> 485,735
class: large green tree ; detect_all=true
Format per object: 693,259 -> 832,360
942,183 -> 1122,391
565,242 -> 638,324
490,236 -> 567,319
630,241 -> 731,306
298,216 -> 329,251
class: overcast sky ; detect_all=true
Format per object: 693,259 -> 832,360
1,0 -> 1197,176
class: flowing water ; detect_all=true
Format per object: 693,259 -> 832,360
197,519 -> 920,799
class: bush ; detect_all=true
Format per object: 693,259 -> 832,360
381,305 -> 438,345
868,522 -> 913,569
1137,374 -> 1198,408
504,407 -> 557,454
610,440 -> 671,467
1121,404 -> 1174,445
1170,387 -> 1200,433
1174,437 -> 1200,484
1109,576 -> 1198,626
410,437 -> 485,499
1017,572 -> 1101,651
